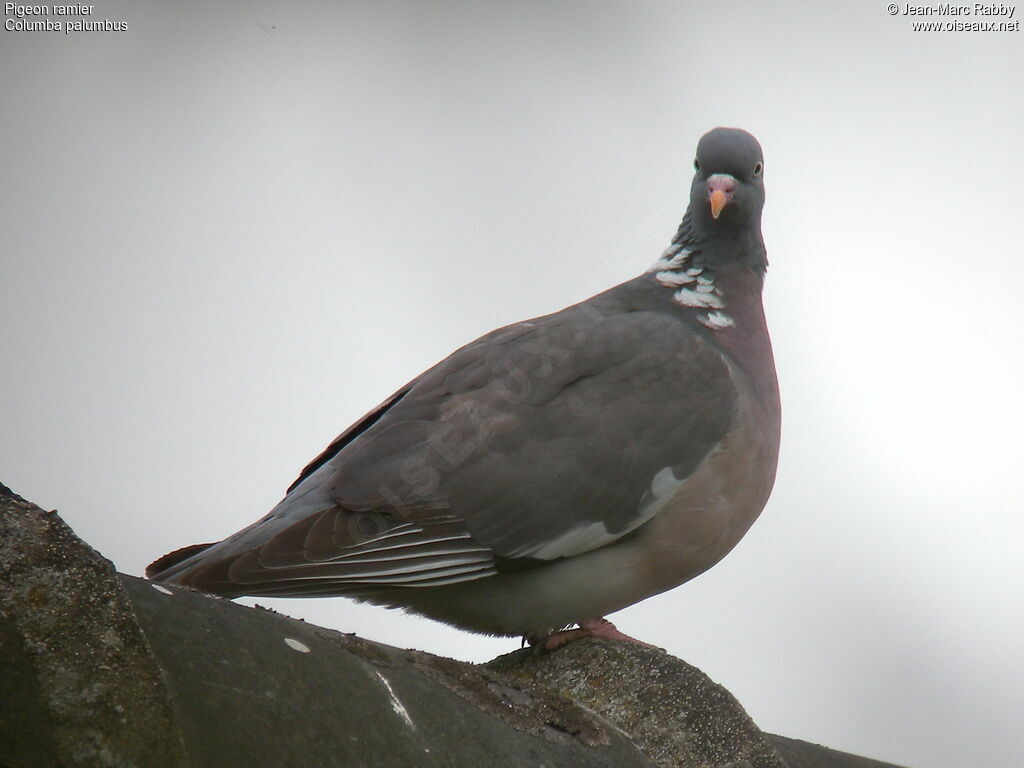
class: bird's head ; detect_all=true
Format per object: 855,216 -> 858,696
689,127 -> 765,232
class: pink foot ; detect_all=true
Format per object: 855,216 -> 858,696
530,617 -> 659,651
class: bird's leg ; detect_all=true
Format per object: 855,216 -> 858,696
528,617 -> 660,652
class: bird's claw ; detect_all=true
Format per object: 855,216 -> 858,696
525,617 -> 660,652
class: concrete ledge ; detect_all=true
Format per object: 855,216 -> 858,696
0,484 -> 908,768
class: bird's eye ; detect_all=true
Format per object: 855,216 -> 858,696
693,159 -> 700,171
752,161 -> 763,178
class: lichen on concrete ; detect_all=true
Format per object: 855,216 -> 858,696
407,646 -> 613,747
1,481 -> 910,768
489,640 -> 786,768
0,489 -> 187,768
122,574 -> 655,767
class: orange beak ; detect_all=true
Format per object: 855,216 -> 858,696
706,173 -> 738,220
709,190 -> 728,219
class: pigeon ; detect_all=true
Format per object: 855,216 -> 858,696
147,127 -> 781,650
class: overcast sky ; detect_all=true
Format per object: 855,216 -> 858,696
2,2 -> 1022,766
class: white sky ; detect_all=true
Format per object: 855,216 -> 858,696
2,2 -> 1022,766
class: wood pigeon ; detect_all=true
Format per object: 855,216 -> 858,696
147,127 -> 781,649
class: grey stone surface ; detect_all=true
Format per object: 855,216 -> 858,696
0,606 -> 59,767
123,576 -> 654,767
0,483 -> 910,768
490,641 -> 786,768
768,735 -> 910,768
0,484 -> 187,768
1,487 -> 653,767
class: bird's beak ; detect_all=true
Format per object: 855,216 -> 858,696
707,174 -> 738,220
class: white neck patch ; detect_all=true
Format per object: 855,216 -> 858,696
647,244 -> 735,330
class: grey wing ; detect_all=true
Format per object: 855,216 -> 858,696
154,302 -> 736,596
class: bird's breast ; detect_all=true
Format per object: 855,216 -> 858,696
632,353 -> 780,591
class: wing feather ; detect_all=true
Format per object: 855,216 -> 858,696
153,278 -> 737,596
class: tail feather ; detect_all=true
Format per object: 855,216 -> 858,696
145,542 -> 217,581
